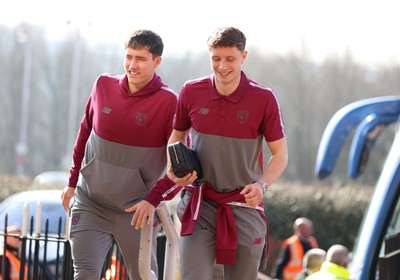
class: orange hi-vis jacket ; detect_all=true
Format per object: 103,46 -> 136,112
104,253 -> 128,280
0,249 -> 28,280
282,235 -> 318,280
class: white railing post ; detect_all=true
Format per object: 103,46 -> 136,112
138,201 -> 179,280
156,202 -> 179,280
138,217 -> 158,280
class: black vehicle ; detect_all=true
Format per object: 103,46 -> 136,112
0,189 -> 68,279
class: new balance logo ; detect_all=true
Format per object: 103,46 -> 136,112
253,237 -> 263,245
198,108 -> 209,115
102,107 -> 112,114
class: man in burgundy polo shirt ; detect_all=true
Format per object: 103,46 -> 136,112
132,26 -> 288,280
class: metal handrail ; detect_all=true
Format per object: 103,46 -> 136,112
139,202 -> 179,280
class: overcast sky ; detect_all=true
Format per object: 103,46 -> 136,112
1,0 -> 399,67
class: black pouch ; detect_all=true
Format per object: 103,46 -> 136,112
168,142 -> 203,182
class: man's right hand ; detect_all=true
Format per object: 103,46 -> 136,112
61,186 -> 75,212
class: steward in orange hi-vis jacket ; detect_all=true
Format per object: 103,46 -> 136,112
273,217 -> 319,280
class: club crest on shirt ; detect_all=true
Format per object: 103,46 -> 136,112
135,112 -> 148,126
236,110 -> 249,124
